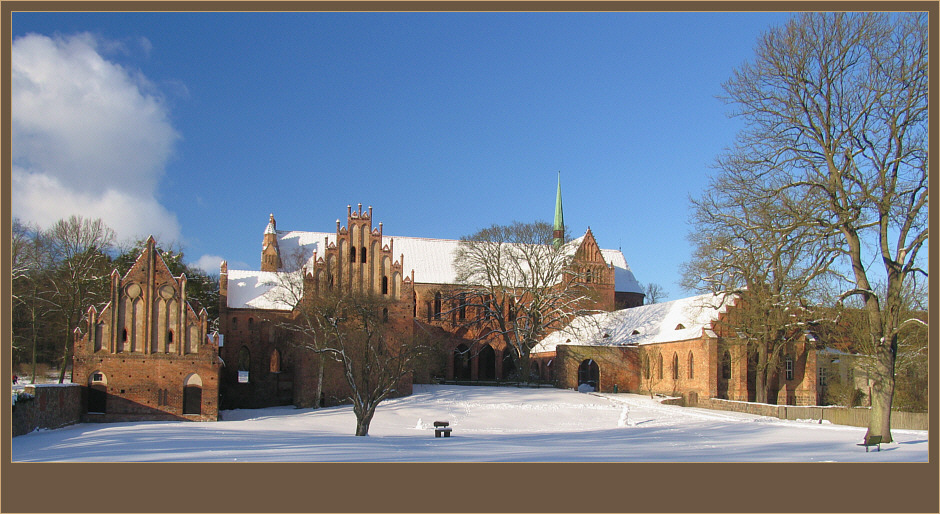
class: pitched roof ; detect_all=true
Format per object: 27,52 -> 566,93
532,292 -> 736,353
225,269 -> 296,311
226,229 -> 644,310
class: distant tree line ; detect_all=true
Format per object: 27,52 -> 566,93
11,215 -> 219,384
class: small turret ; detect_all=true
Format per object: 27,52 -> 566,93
261,213 -> 281,271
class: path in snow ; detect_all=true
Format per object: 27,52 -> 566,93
11,385 -> 928,462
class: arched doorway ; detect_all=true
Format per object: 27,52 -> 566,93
87,372 -> 107,414
478,344 -> 496,380
453,344 -> 471,380
578,359 -> 600,391
183,374 -> 202,415
718,349 -> 732,399
530,361 -> 541,381
502,349 -> 516,380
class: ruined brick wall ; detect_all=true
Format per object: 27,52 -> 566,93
12,384 -> 83,437
218,309 -> 297,409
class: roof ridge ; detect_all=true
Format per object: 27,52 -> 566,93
279,228 -> 626,253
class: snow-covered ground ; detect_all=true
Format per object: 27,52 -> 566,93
11,385 -> 927,462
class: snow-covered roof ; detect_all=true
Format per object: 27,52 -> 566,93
225,269 -> 296,311
532,293 -> 736,353
227,229 -> 643,310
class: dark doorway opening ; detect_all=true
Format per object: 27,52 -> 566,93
478,344 -> 496,380
454,344 -> 471,380
718,349 -> 732,399
578,359 -> 600,391
88,386 -> 106,413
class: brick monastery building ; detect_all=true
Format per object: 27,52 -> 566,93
72,182 -> 827,421
217,198 -> 646,409
73,237 -> 221,422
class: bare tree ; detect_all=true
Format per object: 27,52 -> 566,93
311,290 -> 424,436
43,216 -> 115,383
450,221 -> 603,382
264,249 -> 427,435
642,283 -> 667,305
719,12 -> 927,442
11,219 -> 53,384
683,169 -> 835,403
263,248 -> 327,409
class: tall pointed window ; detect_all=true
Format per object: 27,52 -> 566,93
270,349 -> 281,373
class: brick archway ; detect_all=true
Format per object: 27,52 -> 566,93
478,344 -> 496,380
578,359 -> 599,391
183,374 -> 203,415
87,372 -> 107,414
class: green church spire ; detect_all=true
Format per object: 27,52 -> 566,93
553,171 -> 564,247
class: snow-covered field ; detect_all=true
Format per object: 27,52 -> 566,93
11,385 -> 927,462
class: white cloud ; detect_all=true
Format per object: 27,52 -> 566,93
193,254 -> 225,276
11,170 -> 181,243
11,32 -> 181,242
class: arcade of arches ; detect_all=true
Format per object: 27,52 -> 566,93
449,343 -> 518,381
531,337 -> 821,406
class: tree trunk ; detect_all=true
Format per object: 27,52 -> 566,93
755,345 -> 768,404
867,345 -> 896,443
57,330 -> 73,384
30,304 -> 38,385
755,368 -> 767,404
355,405 -> 376,436
315,357 -> 324,409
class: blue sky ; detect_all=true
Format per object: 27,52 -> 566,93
11,11 -> 795,300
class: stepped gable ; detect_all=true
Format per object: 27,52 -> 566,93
72,236 -> 220,422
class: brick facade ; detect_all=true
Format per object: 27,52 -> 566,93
73,237 -> 221,422
533,297 -> 823,406
219,207 -> 626,409
219,205 -> 415,409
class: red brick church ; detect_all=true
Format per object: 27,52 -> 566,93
217,193 -> 646,409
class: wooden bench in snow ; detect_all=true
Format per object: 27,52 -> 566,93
858,435 -> 882,452
434,421 -> 452,438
